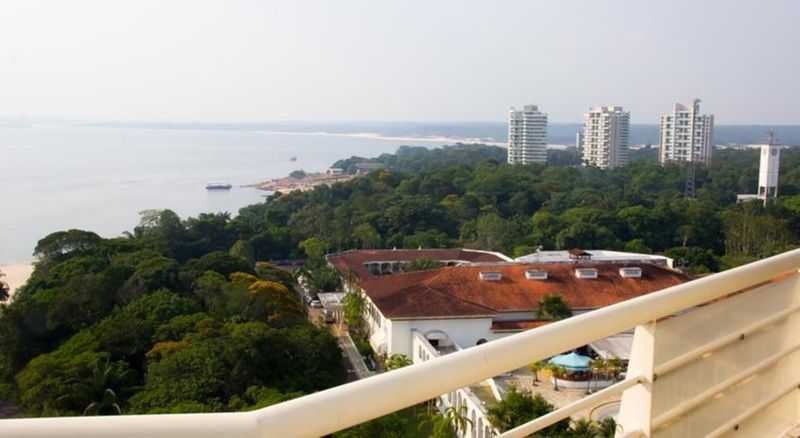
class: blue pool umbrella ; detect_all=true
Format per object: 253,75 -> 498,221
548,352 -> 592,371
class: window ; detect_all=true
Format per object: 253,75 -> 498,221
479,271 -> 502,281
619,267 -> 642,278
525,270 -> 548,280
575,268 -> 598,279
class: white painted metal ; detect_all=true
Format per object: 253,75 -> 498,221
649,273 -> 800,437
1,249 -> 799,438
617,323 -> 656,436
706,383 -> 800,438
652,342 -> 800,429
655,302 -> 800,376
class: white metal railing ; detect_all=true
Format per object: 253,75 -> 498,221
2,248 -> 799,438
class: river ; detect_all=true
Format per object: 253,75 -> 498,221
0,126 -> 447,261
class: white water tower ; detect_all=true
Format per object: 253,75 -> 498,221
757,133 -> 781,205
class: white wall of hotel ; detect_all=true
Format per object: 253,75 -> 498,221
361,289 -> 592,358
412,330 -> 498,438
346,280 -> 503,357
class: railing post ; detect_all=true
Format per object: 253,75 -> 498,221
617,322 -> 656,437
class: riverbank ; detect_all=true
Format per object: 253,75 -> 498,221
1,262 -> 34,299
258,172 -> 358,193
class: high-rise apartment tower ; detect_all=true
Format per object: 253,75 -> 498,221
582,106 -> 630,169
507,105 -> 547,164
659,99 -> 714,165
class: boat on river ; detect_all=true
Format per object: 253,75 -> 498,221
205,182 -> 233,190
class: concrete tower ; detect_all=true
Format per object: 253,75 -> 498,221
758,142 -> 781,205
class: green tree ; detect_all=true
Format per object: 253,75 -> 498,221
352,223 -> 382,250
124,256 -> 181,298
63,358 -> 139,416
536,293 -> 572,320
569,418 -> 599,437
401,259 -> 445,272
342,291 -> 368,338
417,410 -> 456,438
385,353 -> 413,370
33,229 -> 103,268
546,363 -> 567,391
606,357 -> 624,382
442,405 -> 473,435
299,237 -> 329,260
0,269 -> 9,302
527,360 -> 546,386
486,385 -> 568,434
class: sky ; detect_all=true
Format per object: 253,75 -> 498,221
1,1 -> 798,125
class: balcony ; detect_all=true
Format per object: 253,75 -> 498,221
3,249 -> 800,437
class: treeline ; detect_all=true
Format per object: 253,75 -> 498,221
246,145 -> 800,272
0,217 -> 345,416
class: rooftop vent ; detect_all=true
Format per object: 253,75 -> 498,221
619,267 -> 642,278
575,268 -> 598,279
525,270 -> 548,280
479,271 -> 502,281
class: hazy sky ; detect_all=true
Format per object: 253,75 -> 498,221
1,1 -> 798,124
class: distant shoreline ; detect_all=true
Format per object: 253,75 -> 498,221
253,130 -> 508,147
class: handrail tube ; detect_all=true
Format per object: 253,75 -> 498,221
2,249 -> 799,438
1,412 -> 259,438
498,376 -> 642,437
655,303 -> 800,376
652,342 -> 800,429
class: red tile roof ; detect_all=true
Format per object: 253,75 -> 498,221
329,251 -> 690,320
491,320 -> 551,332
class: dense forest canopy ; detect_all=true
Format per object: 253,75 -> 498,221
0,217 -> 345,416
261,144 -> 800,271
1,142 -> 799,417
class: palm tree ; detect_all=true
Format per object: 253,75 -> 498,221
536,293 -> 572,320
339,269 -> 359,291
486,401 -> 513,431
342,291 -> 367,336
596,417 -> 618,438
527,361 -> 546,386
606,357 -> 624,382
442,405 -> 473,435
569,418 -> 599,437
590,357 -> 607,392
417,411 -> 456,438
384,353 -> 413,370
547,363 -> 567,391
62,359 -> 138,416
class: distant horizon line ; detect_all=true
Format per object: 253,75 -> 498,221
1,117 -> 799,128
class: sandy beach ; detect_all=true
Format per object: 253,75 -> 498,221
1,262 -> 34,299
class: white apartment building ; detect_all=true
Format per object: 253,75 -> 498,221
582,106 -> 630,169
507,104 -> 547,164
659,99 -> 714,165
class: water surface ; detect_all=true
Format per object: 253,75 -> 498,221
0,126 -> 443,261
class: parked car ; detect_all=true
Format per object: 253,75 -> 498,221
310,299 -> 323,308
